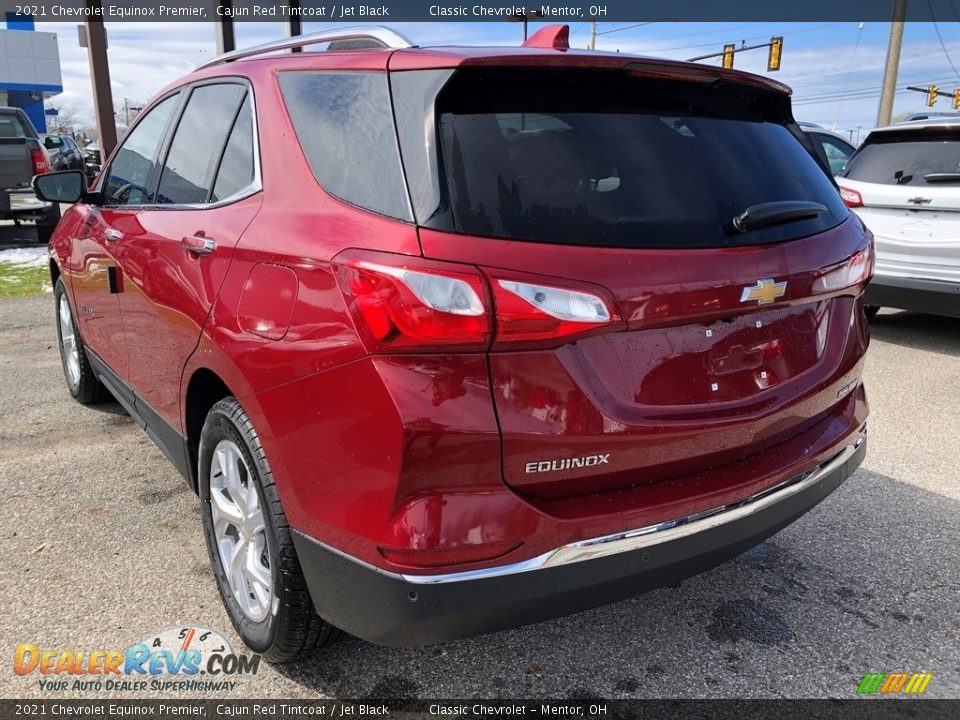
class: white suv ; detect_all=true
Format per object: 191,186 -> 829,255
837,118 -> 960,318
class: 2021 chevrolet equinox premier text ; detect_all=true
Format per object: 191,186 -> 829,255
35,25 -> 870,661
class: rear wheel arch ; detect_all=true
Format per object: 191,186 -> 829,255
49,259 -> 61,289
184,368 -> 234,492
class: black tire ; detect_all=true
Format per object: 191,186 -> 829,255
198,397 -> 339,662
54,278 -> 105,405
864,305 -> 881,319
36,223 -> 57,245
36,204 -> 61,245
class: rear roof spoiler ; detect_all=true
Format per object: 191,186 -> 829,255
522,25 -> 570,50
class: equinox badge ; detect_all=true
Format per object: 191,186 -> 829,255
525,454 -> 610,474
741,278 -> 787,305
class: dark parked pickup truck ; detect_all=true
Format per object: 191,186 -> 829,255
0,106 -> 60,243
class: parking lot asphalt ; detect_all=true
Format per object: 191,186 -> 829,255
0,292 -> 958,700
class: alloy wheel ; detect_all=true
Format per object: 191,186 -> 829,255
59,294 -> 80,391
209,439 -> 273,622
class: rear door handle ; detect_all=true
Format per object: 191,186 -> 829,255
181,235 -> 216,255
104,228 -> 123,242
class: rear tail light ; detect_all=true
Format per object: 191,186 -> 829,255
814,241 -> 874,294
333,250 -> 622,353
491,277 -> 618,348
31,148 -> 50,175
334,253 -> 490,353
838,185 -> 863,208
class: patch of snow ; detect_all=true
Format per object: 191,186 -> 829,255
0,247 -> 49,268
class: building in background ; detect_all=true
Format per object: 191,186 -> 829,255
1,13 -> 62,132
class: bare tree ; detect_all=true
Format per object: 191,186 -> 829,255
44,99 -> 82,134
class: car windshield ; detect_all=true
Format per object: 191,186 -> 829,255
424,68 -> 847,249
841,130 -> 960,186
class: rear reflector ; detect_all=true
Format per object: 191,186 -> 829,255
379,541 -> 521,569
837,185 -> 863,208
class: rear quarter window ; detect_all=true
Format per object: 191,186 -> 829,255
278,71 -> 411,221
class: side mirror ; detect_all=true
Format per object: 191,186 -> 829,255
44,136 -> 64,150
33,170 -> 86,204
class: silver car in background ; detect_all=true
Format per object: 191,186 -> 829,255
837,118 -> 960,319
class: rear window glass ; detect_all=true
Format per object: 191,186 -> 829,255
278,71 -> 411,221
422,68 -> 847,249
841,131 -> 960,186
0,113 -> 29,138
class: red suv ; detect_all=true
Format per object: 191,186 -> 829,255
35,25 -> 871,661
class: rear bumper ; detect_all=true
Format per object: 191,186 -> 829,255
293,427 -> 866,647
865,275 -> 960,318
0,188 -> 53,218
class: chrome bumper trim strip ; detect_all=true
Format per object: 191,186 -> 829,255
402,427 -> 866,585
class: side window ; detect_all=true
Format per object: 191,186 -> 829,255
278,71 -> 411,221
156,84 -> 247,205
816,134 -> 854,175
211,94 -> 255,202
103,94 -> 178,206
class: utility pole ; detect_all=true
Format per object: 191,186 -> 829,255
84,1 -> 117,158
215,0 -> 236,54
590,21 -> 596,50
508,10 -> 543,41
877,0 -> 908,127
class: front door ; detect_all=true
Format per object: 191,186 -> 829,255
108,83 -> 260,434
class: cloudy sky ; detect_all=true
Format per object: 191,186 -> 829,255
37,20 -> 960,143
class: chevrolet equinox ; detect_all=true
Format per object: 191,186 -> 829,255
34,25 -> 871,661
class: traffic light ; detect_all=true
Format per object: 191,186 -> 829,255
954,88 -> 960,110
767,36 -> 783,72
928,85 -> 938,107
722,44 -> 735,69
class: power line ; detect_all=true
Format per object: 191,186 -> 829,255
833,22 -> 865,128
793,72 -> 960,101
596,18 -> 680,37
928,0 -> 960,79
603,22 -> 840,53
599,21 -> 769,40
792,76 -> 960,105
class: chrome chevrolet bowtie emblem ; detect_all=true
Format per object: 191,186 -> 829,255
907,197 -> 932,205
741,279 -> 787,305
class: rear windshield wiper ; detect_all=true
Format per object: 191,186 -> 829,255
731,200 -> 828,233
923,172 -> 960,183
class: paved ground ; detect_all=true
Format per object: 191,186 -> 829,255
0,293 -> 958,699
